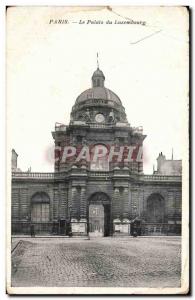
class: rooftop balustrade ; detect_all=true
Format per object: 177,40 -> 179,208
12,171 -> 181,182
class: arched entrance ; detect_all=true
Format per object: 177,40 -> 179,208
88,192 -> 111,237
146,193 -> 165,223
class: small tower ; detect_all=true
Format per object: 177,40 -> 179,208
91,53 -> 105,87
156,152 -> 166,173
12,149 -> 18,171
92,68 -> 105,87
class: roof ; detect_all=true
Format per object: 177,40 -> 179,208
92,68 -> 105,79
75,87 -> 122,105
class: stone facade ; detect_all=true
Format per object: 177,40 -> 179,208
11,67 -> 182,236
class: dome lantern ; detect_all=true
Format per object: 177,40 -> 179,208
91,53 -> 105,87
92,68 -> 105,88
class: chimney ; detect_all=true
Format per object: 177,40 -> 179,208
156,152 -> 166,172
12,149 -> 18,170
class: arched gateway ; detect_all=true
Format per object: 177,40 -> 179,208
88,192 -> 111,237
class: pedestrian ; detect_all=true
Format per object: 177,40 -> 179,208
30,224 -> 35,237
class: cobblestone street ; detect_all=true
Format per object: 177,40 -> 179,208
11,237 -> 181,288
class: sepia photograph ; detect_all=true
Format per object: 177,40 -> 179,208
6,6 -> 189,295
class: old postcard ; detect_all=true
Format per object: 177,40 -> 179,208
6,6 -> 189,295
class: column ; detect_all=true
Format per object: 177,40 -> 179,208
79,186 -> 87,235
71,187 -> 77,220
59,188 -> 67,220
71,186 -> 87,236
113,187 -> 122,235
80,187 -> 87,220
121,187 -> 130,234
70,186 -> 78,236
122,187 -> 129,220
119,188 -> 123,219
112,187 -> 120,220
53,187 -> 59,220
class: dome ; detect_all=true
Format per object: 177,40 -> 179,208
92,68 -> 105,79
75,87 -> 122,105
70,67 -> 128,125
75,67 -> 122,105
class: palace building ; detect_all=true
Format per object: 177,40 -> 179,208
11,66 -> 182,236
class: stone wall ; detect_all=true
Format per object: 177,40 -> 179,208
11,174 -> 182,235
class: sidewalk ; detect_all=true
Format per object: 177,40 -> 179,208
11,234 -> 181,239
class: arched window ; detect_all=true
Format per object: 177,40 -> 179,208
31,192 -> 50,223
90,144 -> 109,171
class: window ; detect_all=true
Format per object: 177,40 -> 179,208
90,144 -> 109,171
31,192 -> 50,223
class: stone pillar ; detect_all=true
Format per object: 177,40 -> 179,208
120,187 -> 130,235
167,191 -> 175,224
71,187 -> 78,219
113,187 -> 120,219
80,186 -> 87,220
79,186 -> 87,235
119,188 -> 123,219
71,186 -> 87,236
131,189 -> 138,219
59,188 -> 68,220
52,188 -> 58,221
113,187 -> 123,235
70,186 -> 78,235
122,187 -> 129,220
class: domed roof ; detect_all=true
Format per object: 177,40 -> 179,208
75,87 -> 122,105
92,68 -> 105,79
71,66 -> 128,124
75,67 -> 122,106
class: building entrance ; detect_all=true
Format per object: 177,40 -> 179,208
88,192 -> 111,237
89,204 -> 104,236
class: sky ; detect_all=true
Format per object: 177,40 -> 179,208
7,6 -> 189,174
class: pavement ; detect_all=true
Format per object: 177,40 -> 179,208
11,236 -> 181,288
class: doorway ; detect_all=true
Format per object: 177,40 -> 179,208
88,192 -> 111,237
89,204 -> 104,237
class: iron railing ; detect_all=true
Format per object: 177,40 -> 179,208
11,221 -> 65,235
140,223 -> 181,236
